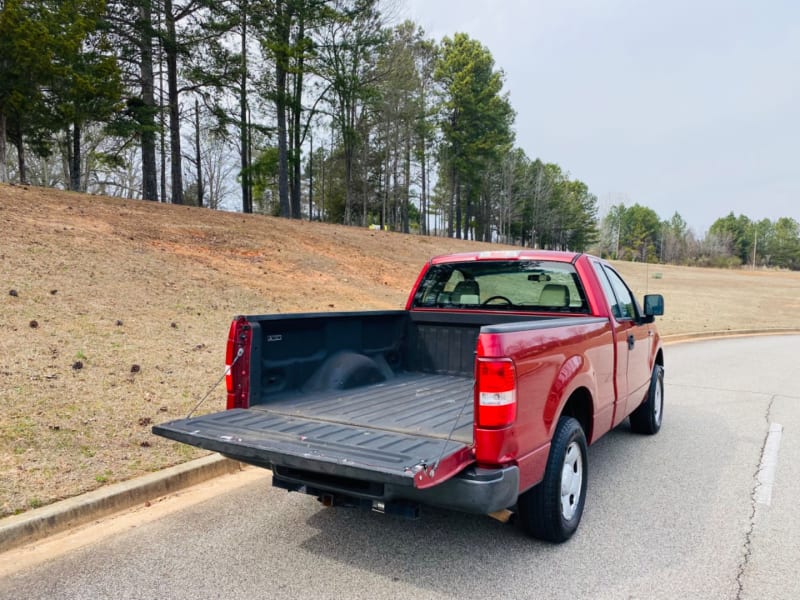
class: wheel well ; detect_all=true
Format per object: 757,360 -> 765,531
560,387 -> 593,442
656,348 -> 664,368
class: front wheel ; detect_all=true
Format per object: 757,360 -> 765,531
517,416 -> 587,543
629,364 -> 664,434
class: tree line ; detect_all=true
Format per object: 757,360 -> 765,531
2,1 -> 796,269
0,0 -> 599,249
598,204 -> 800,270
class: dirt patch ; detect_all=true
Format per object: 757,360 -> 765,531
2,183 -> 800,517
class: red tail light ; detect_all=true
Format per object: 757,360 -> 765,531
226,316 -> 252,410
476,359 -> 517,427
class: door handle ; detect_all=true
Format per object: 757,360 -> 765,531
627,334 -> 635,350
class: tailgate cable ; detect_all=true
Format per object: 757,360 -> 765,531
186,348 -> 244,418
426,383 -> 473,480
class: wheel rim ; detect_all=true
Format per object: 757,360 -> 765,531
560,442 -> 583,521
653,376 -> 663,425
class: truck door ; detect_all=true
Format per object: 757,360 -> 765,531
592,263 -> 649,426
601,266 -> 651,417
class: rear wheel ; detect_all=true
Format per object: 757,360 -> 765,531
517,416 -> 587,543
629,364 -> 664,435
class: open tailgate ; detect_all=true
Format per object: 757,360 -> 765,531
153,409 -> 475,489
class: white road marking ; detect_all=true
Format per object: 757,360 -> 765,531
755,423 -> 783,506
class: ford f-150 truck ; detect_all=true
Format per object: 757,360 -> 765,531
154,250 -> 664,542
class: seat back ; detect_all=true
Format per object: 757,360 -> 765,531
451,280 -> 480,305
539,283 -> 569,308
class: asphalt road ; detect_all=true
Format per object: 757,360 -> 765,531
1,336 -> 798,600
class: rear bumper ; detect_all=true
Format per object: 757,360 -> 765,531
272,463 -> 520,515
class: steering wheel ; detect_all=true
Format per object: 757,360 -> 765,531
482,295 -> 513,305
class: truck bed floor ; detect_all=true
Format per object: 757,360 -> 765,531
260,373 -> 474,444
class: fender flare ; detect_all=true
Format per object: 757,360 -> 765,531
543,354 -> 596,437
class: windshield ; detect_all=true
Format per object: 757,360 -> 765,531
411,260 -> 589,313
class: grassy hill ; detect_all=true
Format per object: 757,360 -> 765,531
2,183 -> 799,517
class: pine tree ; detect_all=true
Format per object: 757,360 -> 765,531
46,0 -> 123,191
0,0 -> 52,183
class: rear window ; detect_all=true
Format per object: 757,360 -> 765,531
411,260 -> 589,313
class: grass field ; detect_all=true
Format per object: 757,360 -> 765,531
2,183 -> 800,517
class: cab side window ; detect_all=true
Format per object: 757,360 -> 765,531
603,267 -> 635,320
592,262 -> 619,318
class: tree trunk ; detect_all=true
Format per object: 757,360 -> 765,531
290,101 -> 301,218
343,99 -> 356,226
13,125 -> 26,184
69,122 -> 81,191
391,125 -> 399,230
455,174 -> 462,239
276,69 -> 290,217
0,114 -> 7,183
462,183 -> 471,241
481,188 -> 490,242
403,127 -> 410,234
420,142 -> 427,235
240,1 -> 251,213
308,131 -> 313,219
320,136 -> 326,221
140,0 -> 158,201
157,3 -> 167,203
381,143 -> 389,229
325,123 -> 334,221
194,99 -> 203,207
361,131 -> 368,226
164,0 -> 183,205
274,0 -> 290,218
290,16 -> 304,220
159,99 -> 167,203
344,143 -> 353,225
447,164 -> 455,238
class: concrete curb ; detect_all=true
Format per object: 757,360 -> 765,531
663,328 -> 800,344
0,454 -> 243,554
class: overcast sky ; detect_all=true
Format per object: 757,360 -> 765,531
403,0 -> 799,235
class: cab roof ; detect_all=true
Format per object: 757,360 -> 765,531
430,250 -> 581,265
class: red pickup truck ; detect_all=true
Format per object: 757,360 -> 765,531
154,250 -> 664,542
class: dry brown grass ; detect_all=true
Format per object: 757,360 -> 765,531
2,183 -> 799,517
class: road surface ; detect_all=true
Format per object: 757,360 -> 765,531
1,335 -> 798,599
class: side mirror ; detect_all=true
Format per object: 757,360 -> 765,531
644,294 -> 664,317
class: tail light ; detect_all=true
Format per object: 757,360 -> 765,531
476,359 -> 517,427
225,316 -> 252,410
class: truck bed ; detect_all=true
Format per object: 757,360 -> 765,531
264,373 -> 474,443
153,373 -> 475,488
155,310 -> 592,494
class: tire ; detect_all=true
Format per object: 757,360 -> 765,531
517,416 -> 587,543
629,364 -> 664,435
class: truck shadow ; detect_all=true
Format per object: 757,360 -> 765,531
295,401 -> 740,599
